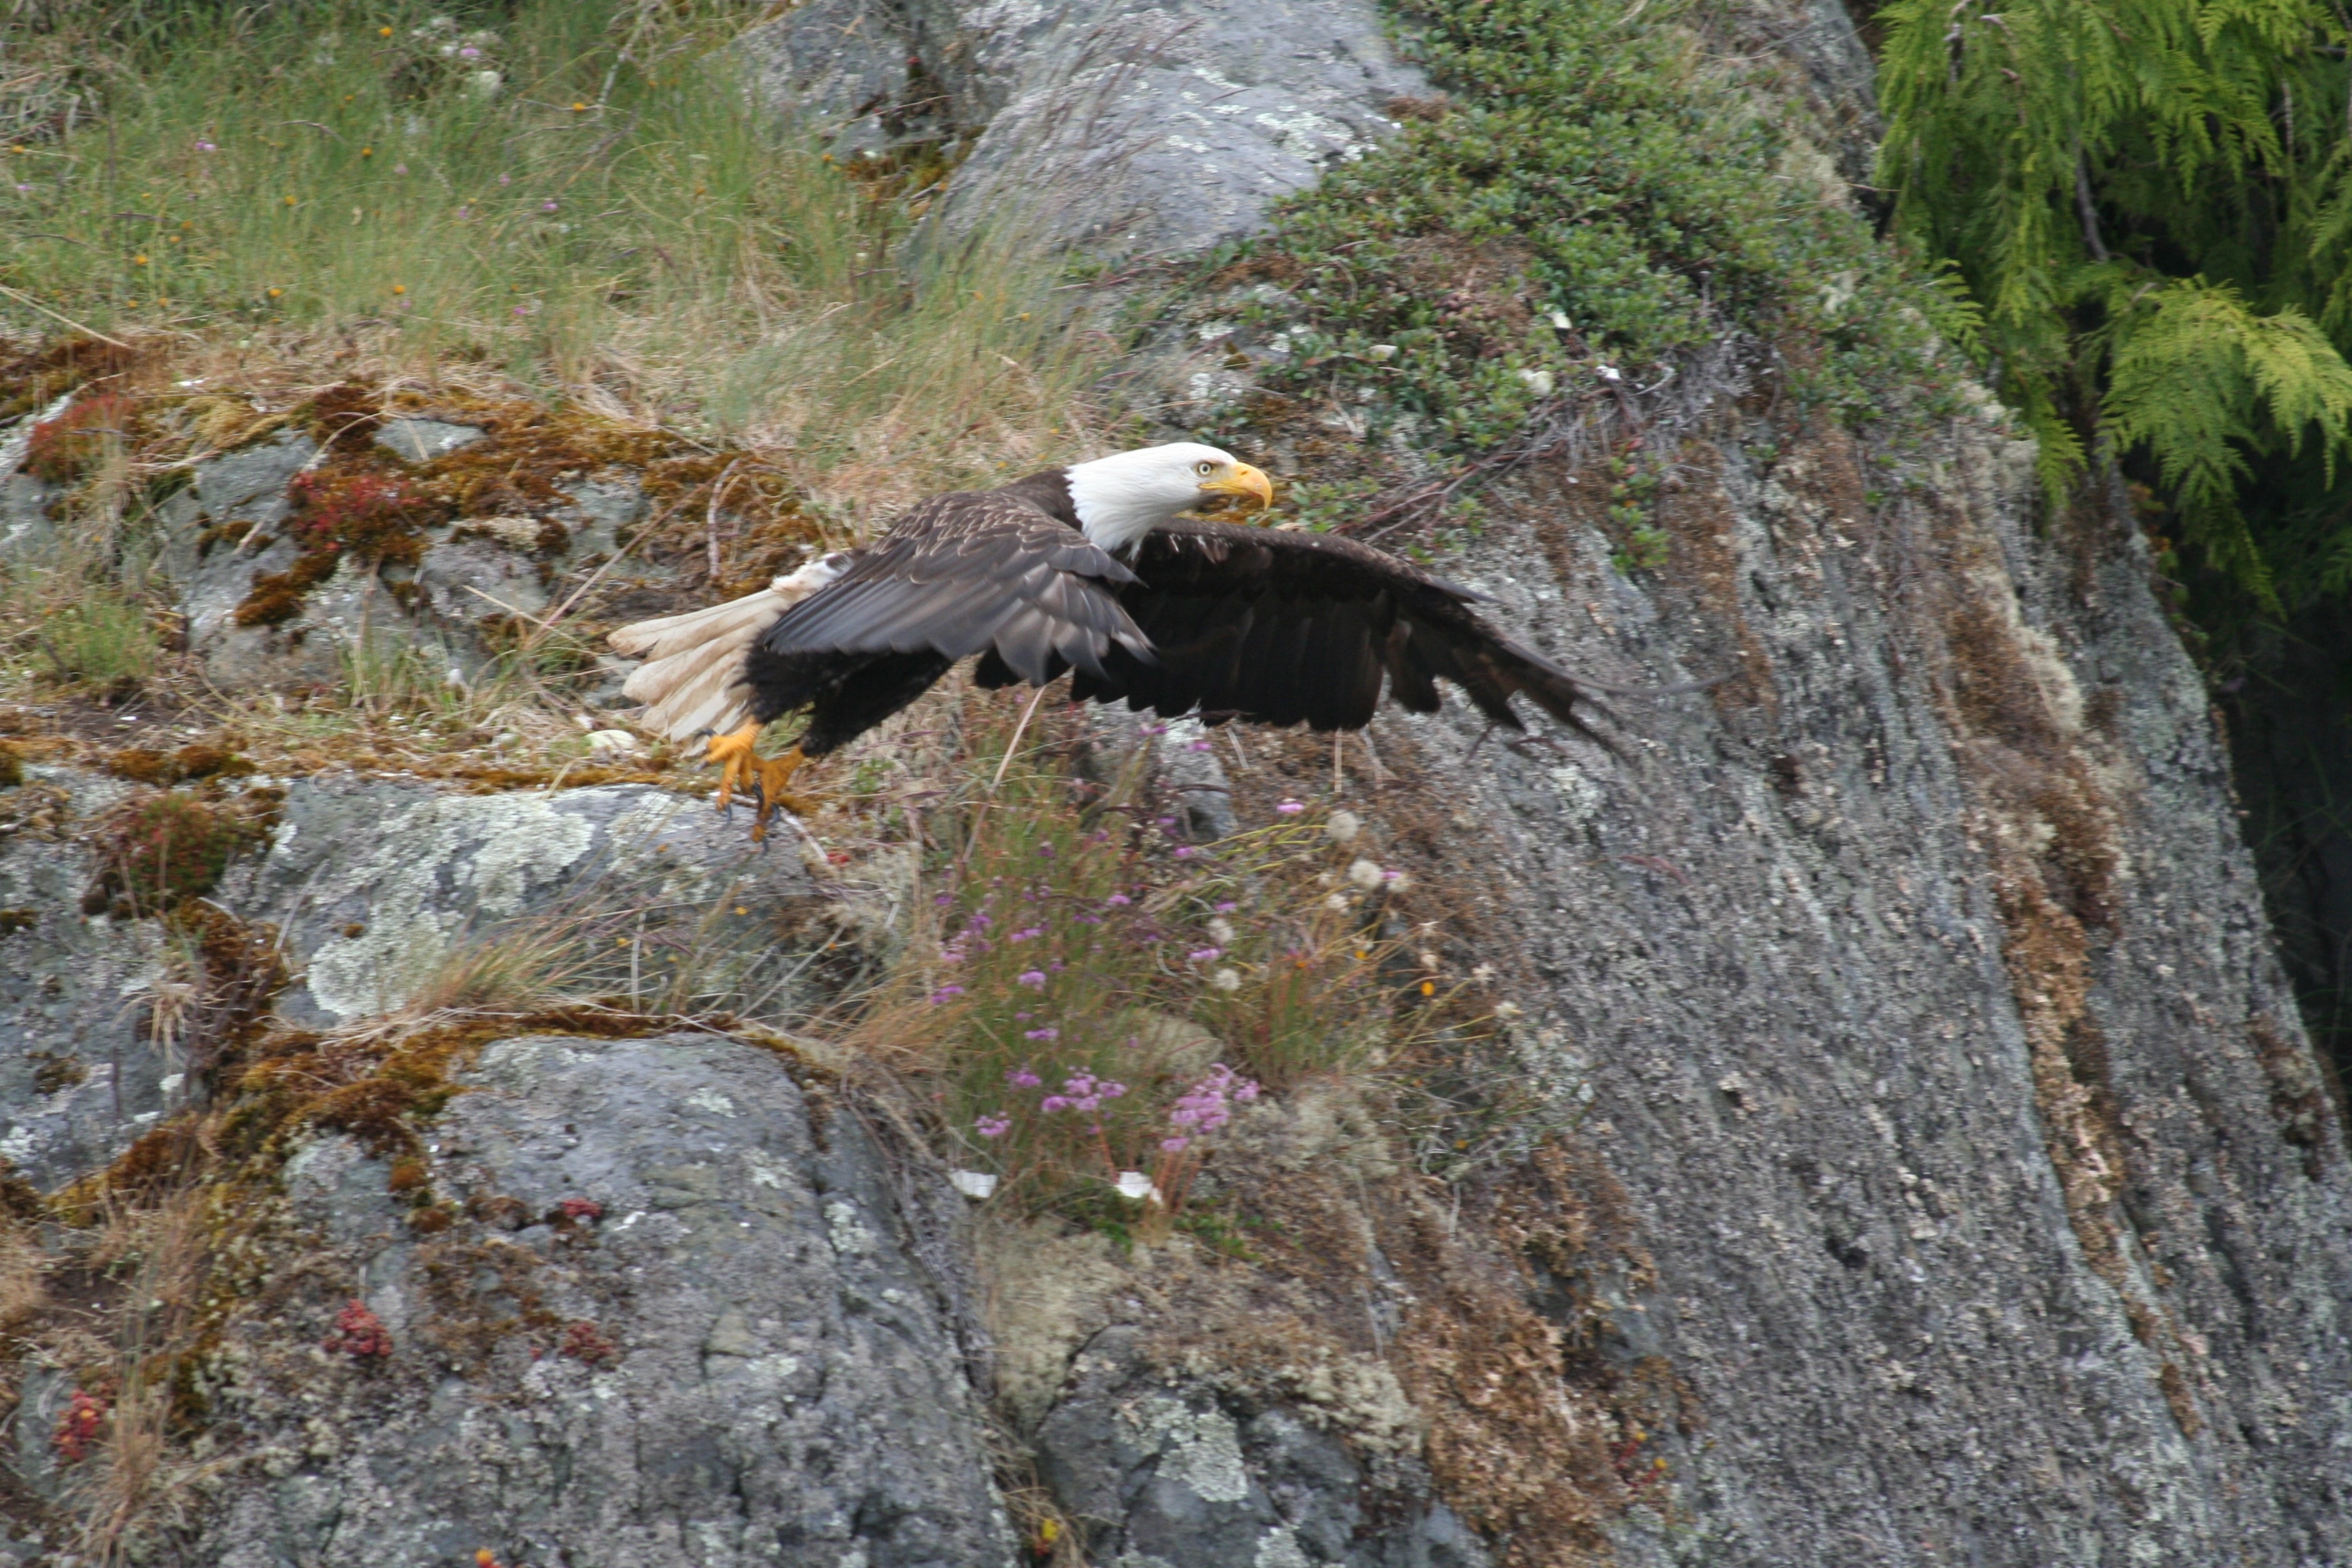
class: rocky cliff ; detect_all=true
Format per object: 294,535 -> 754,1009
1,1 -> 2347,1565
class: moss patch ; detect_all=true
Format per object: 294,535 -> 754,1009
80,790 -> 276,917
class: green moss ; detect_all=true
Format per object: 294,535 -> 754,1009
1207,0 -> 1974,476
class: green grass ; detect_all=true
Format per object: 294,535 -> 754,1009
0,0 -> 1107,493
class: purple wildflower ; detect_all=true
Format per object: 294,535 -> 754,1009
1189,947 -> 1222,964
1215,900 -> 1238,913
1161,1136 -> 1190,1153
976,1114 -> 1011,1139
1017,970 -> 1047,989
542,199 -> 559,212
928,985 -> 966,1004
1106,893 -> 1131,906
195,140 -> 218,152
1005,1068 -> 1042,1088
1276,800 -> 1305,815
1024,1027 -> 1059,1041
1040,1096 -> 1070,1113
1174,847 -> 1196,860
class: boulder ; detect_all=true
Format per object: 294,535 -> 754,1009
165,431 -> 651,693
184,1031 -> 1018,1568
739,0 -> 1428,258
0,768 -> 824,1188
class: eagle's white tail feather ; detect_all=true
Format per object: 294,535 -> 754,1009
608,555 -> 849,743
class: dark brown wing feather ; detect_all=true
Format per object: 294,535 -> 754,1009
757,487 -> 1146,685
1069,520 -> 1605,740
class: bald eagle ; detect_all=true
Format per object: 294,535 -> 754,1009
609,443 -> 1601,834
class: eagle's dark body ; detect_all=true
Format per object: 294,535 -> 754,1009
742,470 -> 1599,753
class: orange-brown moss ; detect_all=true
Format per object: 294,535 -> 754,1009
103,742 -> 251,787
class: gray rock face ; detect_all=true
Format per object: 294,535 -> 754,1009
1358,434 -> 2352,1565
178,432 -> 336,689
740,0 -> 926,158
193,1032 -> 1017,1568
1036,1326 -> 1485,1568
0,766 -> 182,1190
0,769 -> 823,1186
740,0 -> 1427,257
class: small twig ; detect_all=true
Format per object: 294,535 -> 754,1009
706,459 -> 742,585
0,282 -> 132,348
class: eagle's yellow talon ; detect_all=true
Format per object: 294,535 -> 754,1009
739,744 -> 817,842
705,721 -> 767,813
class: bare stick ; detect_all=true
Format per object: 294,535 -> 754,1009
706,459 -> 742,585
1358,728 -> 1386,785
0,283 -> 132,348
990,684 -> 1051,796
1332,731 -> 1345,795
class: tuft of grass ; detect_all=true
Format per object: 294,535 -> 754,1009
33,589 -> 162,693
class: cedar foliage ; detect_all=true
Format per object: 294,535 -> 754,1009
1877,0 -> 2352,611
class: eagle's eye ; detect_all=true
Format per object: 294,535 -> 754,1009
1196,460 -> 1216,476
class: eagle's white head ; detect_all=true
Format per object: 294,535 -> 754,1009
1065,442 -> 1274,555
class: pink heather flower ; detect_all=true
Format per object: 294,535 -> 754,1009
542,199 -> 559,212
1106,894 -> 1130,906
976,1114 -> 1011,1138
1276,800 -> 1305,815
1023,1027 -> 1059,1041
1099,1081 -> 1126,1098
1073,1095 -> 1100,1112
1009,926 -> 1043,942
1037,843 -> 1054,857
1190,739 -> 1213,751
1017,970 -> 1047,989
1215,901 -> 1238,912
1173,847 -> 1196,860
459,45 -> 481,56
195,140 -> 218,152
393,163 -> 409,174
928,985 -> 965,1004
1064,1074 -> 1095,1096
1384,868 -> 1405,881
1189,947 -> 1222,963
1040,1096 -> 1070,1113
1005,1068 -> 1043,1088
1235,1080 -> 1260,1102
1156,817 -> 1177,827
1161,1136 -> 1190,1153
934,892 -> 953,906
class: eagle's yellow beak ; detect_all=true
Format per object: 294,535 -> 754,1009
1201,461 -> 1274,514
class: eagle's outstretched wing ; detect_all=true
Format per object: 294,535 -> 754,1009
1032,520 -> 1605,742
756,487 -> 1149,686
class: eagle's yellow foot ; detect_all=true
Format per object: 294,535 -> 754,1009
747,747 -> 822,843
705,721 -> 768,815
